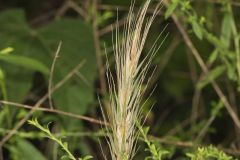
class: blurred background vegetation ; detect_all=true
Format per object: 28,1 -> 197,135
0,0 -> 240,159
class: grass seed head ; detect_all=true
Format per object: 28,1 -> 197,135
104,0 -> 162,159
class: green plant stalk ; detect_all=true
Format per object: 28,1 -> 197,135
136,121 -> 169,160
0,127 -> 105,139
228,4 -> 240,89
28,119 -> 76,160
187,145 -> 233,160
0,76 -> 11,128
137,123 -> 158,158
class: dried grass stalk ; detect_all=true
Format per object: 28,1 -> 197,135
103,1 -> 162,159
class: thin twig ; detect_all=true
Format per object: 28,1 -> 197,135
48,42 -> 62,109
195,115 -> 216,142
55,0 -> 87,19
149,135 -> 240,156
149,135 -> 193,147
55,0 -> 71,19
191,62 -> 212,126
99,4 -> 163,16
165,117 -> 193,137
0,147 -> 3,160
75,71 -> 92,88
146,37 -> 180,94
225,78 -> 240,147
186,49 -> 198,83
0,61 -> 86,146
0,101 -> 107,125
99,16 -> 127,36
92,0 -> 107,95
68,0 -> 87,19
191,88 -> 202,126
30,10 -> 56,27
0,127 -> 106,138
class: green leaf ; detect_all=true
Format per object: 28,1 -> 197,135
97,11 -> 114,26
221,12 -> 232,48
0,54 -> 49,74
0,67 -> 4,81
211,101 -> 224,117
205,32 -> 225,50
81,155 -> 93,160
192,20 -> 203,40
61,155 -> 69,160
29,119 -> 77,160
197,65 -> 226,89
0,9 -> 97,132
38,18 -> 97,129
186,146 -> 233,160
0,9 -> 30,34
208,49 -> 219,64
9,138 -> 47,160
0,47 -> 14,55
63,142 -> 68,148
0,9 -> 50,102
165,0 -> 180,19
226,62 -> 237,81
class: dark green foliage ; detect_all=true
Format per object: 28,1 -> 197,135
187,146 -> 233,160
0,0 -> 240,159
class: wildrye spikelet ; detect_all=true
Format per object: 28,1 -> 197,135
103,0 -> 163,159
